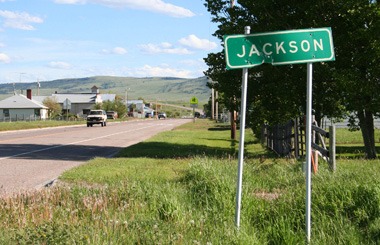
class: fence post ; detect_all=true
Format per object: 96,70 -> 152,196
261,124 -> 266,145
294,119 -> 299,158
329,125 -> 336,171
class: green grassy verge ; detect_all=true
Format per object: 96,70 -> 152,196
335,128 -> 380,158
0,120 -> 84,132
0,118 -> 135,132
1,120 -> 380,244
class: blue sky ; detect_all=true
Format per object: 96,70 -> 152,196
0,0 -> 221,84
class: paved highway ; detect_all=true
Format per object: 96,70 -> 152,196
0,119 -> 189,197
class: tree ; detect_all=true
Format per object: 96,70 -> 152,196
332,2 -> 380,158
42,97 -> 61,118
99,95 -> 127,118
94,103 -> 102,110
204,0 -> 380,158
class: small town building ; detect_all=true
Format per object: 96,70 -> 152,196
33,87 -> 115,118
0,89 -> 48,120
37,93 -> 102,117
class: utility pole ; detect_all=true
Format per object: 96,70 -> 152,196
215,90 -> 219,122
37,79 -> 40,96
231,98 -> 237,140
156,98 -> 159,119
230,0 -> 237,139
125,88 -> 130,115
125,88 -> 130,103
211,88 -> 215,120
14,72 -> 25,95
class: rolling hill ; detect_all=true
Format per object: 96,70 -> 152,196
0,76 -> 211,104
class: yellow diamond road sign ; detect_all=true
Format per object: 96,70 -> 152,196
190,97 -> 198,105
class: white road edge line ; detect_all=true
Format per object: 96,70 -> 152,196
0,124 -> 160,161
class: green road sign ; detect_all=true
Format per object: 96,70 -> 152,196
190,96 -> 198,105
224,27 -> 335,69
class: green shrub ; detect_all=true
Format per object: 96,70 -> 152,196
182,159 -> 235,213
368,218 -> 380,243
346,185 -> 380,227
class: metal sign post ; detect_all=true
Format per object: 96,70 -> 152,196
235,26 -> 251,228
305,63 -> 313,243
63,98 -> 71,121
190,97 -> 198,123
224,27 -> 335,241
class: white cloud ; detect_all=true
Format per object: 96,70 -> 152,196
179,34 -> 217,51
139,42 -> 191,55
132,65 -> 193,78
139,36 -> 217,56
48,61 -> 72,69
0,53 -> 11,63
180,58 -> 206,67
54,0 -> 85,3
112,47 -> 127,55
0,10 -> 43,30
53,0 -> 195,18
102,47 -> 127,55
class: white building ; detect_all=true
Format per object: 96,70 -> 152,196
0,90 -> 48,120
33,86 -> 115,118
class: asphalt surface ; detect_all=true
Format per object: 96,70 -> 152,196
0,119 -> 189,197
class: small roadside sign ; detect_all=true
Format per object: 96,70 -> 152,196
228,26 -> 336,244
190,97 -> 199,123
190,96 -> 198,105
224,27 -> 335,69
63,98 -> 71,110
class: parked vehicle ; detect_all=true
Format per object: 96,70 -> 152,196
145,110 -> 155,118
106,111 -> 118,119
158,112 -> 167,119
87,110 -> 107,127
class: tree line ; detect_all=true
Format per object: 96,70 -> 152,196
204,0 -> 380,158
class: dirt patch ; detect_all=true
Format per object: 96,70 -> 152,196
253,190 -> 282,201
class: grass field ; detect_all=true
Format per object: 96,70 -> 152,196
335,128 -> 380,159
1,120 -> 380,244
0,120 -> 85,132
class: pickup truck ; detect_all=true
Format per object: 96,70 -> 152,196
106,111 -> 118,119
86,110 -> 107,127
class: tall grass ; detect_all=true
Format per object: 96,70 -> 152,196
1,120 -> 380,244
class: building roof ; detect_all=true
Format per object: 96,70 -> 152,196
54,94 -> 99,103
127,100 -> 143,105
0,94 -> 47,109
100,94 -> 116,102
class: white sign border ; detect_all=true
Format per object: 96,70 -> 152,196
224,28 -> 335,69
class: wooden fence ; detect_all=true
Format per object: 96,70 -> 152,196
0,115 -> 42,122
261,120 -> 294,156
262,118 -> 336,171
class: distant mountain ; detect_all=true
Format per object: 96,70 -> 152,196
0,76 -> 211,103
